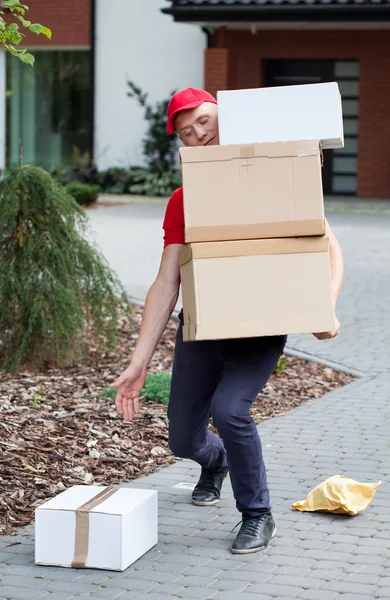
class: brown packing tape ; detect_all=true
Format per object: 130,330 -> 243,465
185,219 -> 325,244
240,145 -> 255,159
184,235 -> 329,261
71,487 -> 117,569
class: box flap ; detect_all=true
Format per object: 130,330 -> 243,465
37,485 -> 157,516
180,140 -> 320,164
89,488 -> 157,515
37,486 -> 109,512
187,236 -> 328,260
185,219 -> 325,244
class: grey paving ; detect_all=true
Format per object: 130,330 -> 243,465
1,201 -> 390,598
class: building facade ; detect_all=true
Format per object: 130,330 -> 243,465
163,0 -> 390,198
2,0 -> 389,198
1,0 -> 205,172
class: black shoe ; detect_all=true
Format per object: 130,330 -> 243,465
191,468 -> 228,506
231,513 -> 276,554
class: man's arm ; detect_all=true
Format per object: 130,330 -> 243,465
313,218 -> 344,340
111,243 -> 185,420
326,218 -> 344,312
131,244 -> 184,367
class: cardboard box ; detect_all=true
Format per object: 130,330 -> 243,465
179,237 -> 335,341
217,82 -> 344,150
180,140 -> 325,243
35,485 -> 158,571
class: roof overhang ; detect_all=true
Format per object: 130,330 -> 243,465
161,3 -> 390,23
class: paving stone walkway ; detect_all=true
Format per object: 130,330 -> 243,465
1,203 -> 389,599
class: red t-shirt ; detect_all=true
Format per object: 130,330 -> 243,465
162,187 -> 185,247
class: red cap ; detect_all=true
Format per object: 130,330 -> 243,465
166,88 -> 217,134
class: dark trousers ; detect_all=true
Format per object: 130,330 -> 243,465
168,315 -> 287,515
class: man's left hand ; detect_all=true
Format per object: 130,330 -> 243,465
313,316 -> 340,341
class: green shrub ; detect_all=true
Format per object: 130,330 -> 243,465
98,167 -> 135,195
101,372 -> 172,406
0,165 -> 129,371
129,169 -> 182,197
97,387 -> 117,401
65,182 -> 100,205
51,148 -> 100,188
141,372 -> 171,405
274,355 -> 287,374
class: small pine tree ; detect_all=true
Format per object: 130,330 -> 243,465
0,165 -> 129,371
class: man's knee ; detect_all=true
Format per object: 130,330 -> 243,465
212,402 -> 252,438
168,426 -> 195,458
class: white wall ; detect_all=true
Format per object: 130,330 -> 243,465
94,0 -> 205,170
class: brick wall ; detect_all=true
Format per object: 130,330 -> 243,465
205,29 -> 390,198
205,48 -> 229,97
16,0 -> 91,47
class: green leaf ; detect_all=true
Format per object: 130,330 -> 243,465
4,1 -> 27,14
4,0 -> 22,9
17,51 -> 34,66
41,25 -> 51,39
141,372 -> 171,405
8,23 -> 19,31
8,31 -> 22,45
4,44 -> 17,55
29,23 -> 42,35
274,355 -> 287,374
17,16 -> 31,27
98,387 -> 117,401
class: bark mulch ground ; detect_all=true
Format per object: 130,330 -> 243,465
0,305 -> 354,536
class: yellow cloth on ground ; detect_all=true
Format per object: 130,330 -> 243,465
292,475 -> 381,516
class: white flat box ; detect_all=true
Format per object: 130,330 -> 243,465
35,485 -> 158,571
217,82 -> 344,150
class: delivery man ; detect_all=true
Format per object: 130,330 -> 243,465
112,88 -> 344,554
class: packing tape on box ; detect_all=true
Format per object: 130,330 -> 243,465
71,487 -> 117,569
240,145 -> 256,159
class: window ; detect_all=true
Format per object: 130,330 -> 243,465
264,59 -> 360,195
7,50 -> 92,170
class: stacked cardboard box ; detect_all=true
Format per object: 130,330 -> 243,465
179,82 -> 343,342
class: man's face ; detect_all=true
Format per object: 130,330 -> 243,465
175,102 -> 219,147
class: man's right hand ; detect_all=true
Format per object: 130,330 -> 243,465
109,244 -> 182,422
110,363 -> 148,421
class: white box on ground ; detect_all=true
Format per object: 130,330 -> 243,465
217,82 -> 344,150
35,485 -> 158,571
